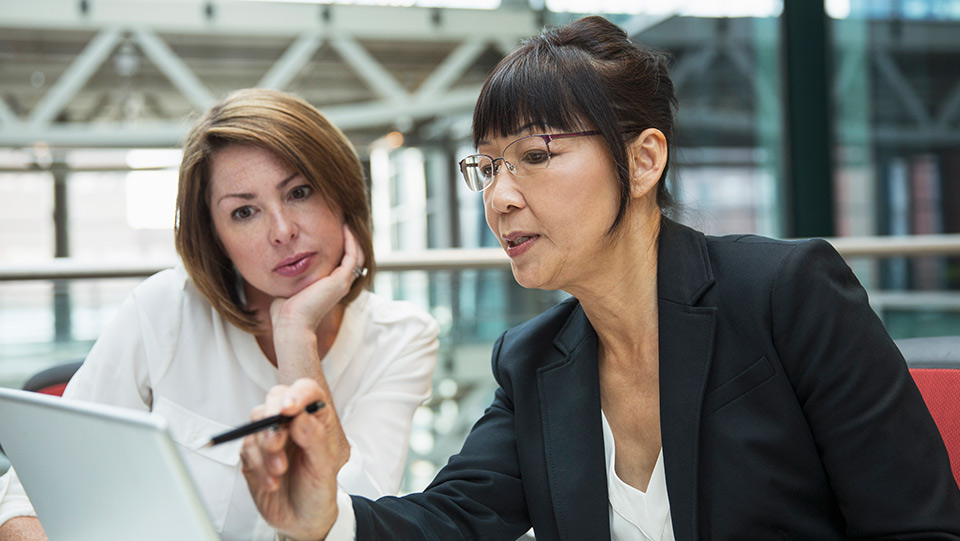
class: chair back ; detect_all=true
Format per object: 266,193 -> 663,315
22,360 -> 83,396
897,336 -> 960,488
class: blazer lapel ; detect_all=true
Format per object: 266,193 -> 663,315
657,218 -> 718,541
535,219 -> 717,541
538,306 -> 610,541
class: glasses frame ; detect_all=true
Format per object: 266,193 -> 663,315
458,130 -> 600,192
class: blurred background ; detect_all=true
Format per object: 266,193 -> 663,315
1,0 -> 959,492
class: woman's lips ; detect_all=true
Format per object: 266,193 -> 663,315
274,253 -> 315,278
504,235 -> 538,258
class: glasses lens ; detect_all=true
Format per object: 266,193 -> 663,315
459,155 -> 494,191
503,136 -> 550,178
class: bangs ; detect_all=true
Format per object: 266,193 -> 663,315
472,44 -> 602,145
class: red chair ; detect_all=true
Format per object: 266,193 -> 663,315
22,360 -> 83,397
897,336 -> 960,487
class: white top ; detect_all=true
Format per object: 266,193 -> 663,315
321,411 -> 675,541
0,264 -> 439,541
601,411 -> 674,541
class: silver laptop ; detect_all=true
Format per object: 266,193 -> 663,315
0,386 -> 221,541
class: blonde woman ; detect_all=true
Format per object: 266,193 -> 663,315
0,89 -> 438,541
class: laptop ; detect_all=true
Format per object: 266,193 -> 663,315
0,386 -> 221,541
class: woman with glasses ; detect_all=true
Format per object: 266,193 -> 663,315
240,17 -> 960,540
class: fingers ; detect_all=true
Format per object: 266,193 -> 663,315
249,387 -> 290,481
242,401 -> 284,491
241,432 -> 280,492
282,378 -> 327,415
272,379 -> 340,473
241,380 -> 341,538
283,381 -> 343,487
283,380 -> 331,446
240,380 -> 330,492
342,225 -> 365,271
278,226 -> 360,321
253,380 -> 329,453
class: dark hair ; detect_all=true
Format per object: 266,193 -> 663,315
473,15 -> 678,231
175,88 -> 374,333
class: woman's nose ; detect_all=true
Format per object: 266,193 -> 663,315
270,211 -> 298,244
485,168 -> 525,215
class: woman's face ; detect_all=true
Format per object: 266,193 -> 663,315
208,143 -> 344,302
481,129 -> 621,292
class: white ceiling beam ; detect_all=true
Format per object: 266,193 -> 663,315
415,37 -> 488,102
324,85 -> 482,130
0,1 -> 538,41
133,28 -> 216,110
0,123 -> 187,148
0,99 -> 20,128
12,114 -> 960,149
329,36 -> 409,102
0,86 -> 484,147
27,29 -> 124,129
258,31 -> 326,90
494,37 -> 520,56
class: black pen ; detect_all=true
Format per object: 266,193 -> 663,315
203,401 -> 325,447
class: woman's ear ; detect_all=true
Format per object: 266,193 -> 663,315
627,128 -> 668,200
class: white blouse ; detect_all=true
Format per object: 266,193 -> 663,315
0,264 -> 439,541
601,411 -> 674,541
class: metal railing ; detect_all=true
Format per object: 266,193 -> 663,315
0,248 -> 507,282
2,234 -> 960,282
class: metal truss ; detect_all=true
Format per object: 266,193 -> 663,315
0,0 -> 543,148
1,2 -> 958,150
830,18 -> 960,147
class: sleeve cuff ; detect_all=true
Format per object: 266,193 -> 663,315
325,488 -> 356,541
335,438 -> 383,500
0,469 -> 39,527
275,488 -> 355,541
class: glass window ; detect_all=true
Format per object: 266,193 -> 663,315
829,0 -> 960,335
0,171 -> 54,262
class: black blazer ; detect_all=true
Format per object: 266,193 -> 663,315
354,219 -> 960,540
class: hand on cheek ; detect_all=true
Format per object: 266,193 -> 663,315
268,224 -> 364,335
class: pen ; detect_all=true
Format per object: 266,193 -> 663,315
203,401 -> 325,447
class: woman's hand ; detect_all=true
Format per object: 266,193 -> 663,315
267,224 -> 360,466
269,224 -> 366,336
241,379 -> 342,541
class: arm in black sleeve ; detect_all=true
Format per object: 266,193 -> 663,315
352,334 -> 531,541
772,239 -> 960,538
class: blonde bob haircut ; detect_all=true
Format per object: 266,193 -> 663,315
175,88 -> 374,333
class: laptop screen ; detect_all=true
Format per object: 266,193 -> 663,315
0,387 -> 221,541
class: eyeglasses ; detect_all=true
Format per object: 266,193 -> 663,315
458,130 -> 599,192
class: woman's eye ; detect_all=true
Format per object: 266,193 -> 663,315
521,150 -> 548,164
231,206 -> 254,220
290,185 -> 312,200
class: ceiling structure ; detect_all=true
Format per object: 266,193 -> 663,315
0,0 -> 517,150
1,0 -> 959,156
0,0 -> 671,153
